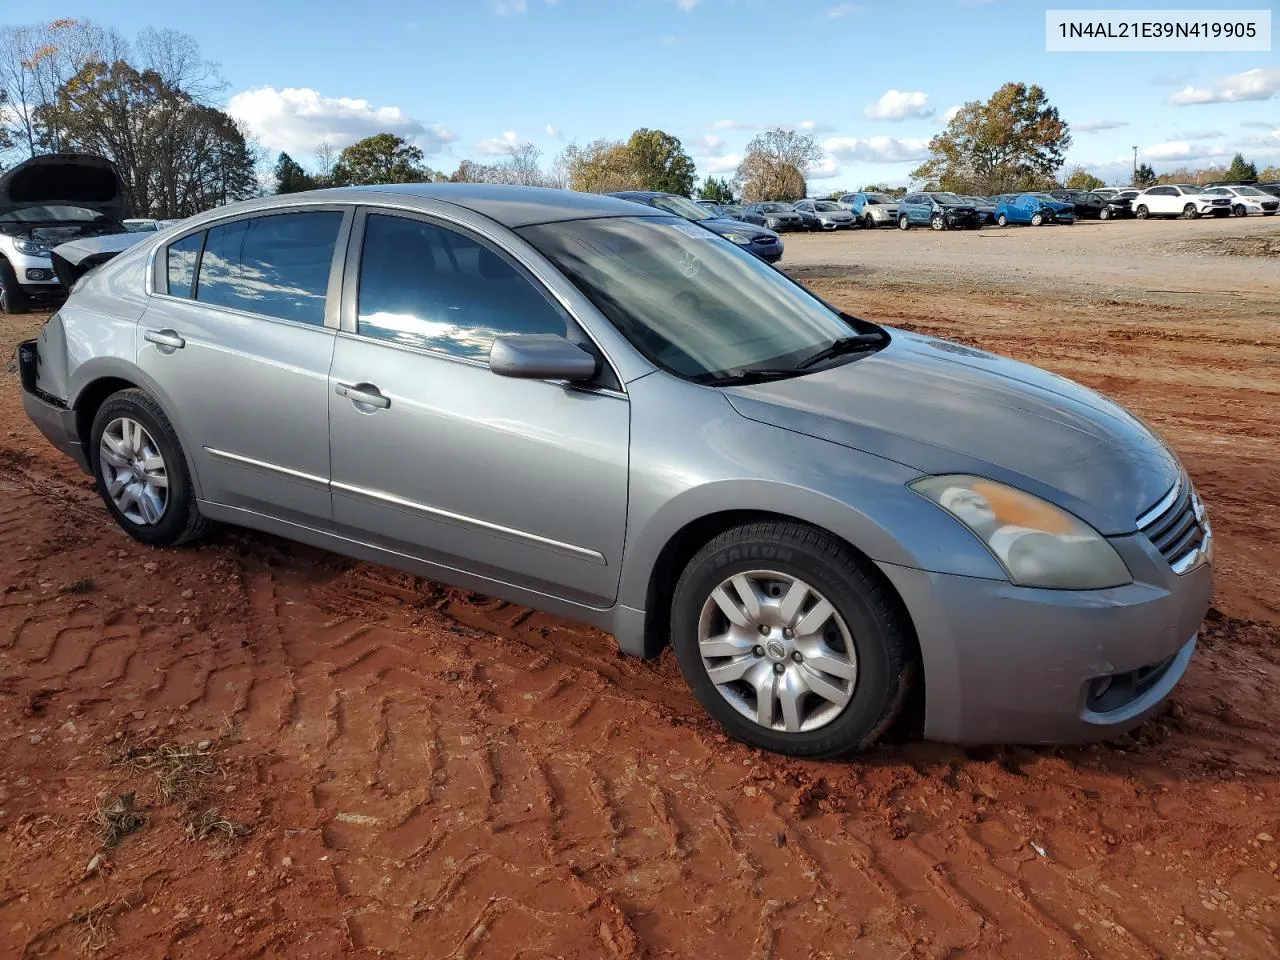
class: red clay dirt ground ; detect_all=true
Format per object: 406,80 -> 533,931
1,264 -> 1278,958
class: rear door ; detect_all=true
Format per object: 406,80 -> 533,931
138,206 -> 350,525
326,208 -> 630,607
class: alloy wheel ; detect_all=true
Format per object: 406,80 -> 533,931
98,417 -> 169,525
1233,204 -> 1246,217
1183,204 -> 1198,219
1136,205 -> 1148,219
697,570 -> 857,733
864,214 -> 875,229
930,214 -> 945,230
898,215 -> 909,230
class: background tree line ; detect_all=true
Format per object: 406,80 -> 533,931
0,19 -> 260,218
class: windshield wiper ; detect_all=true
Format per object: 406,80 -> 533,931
795,332 -> 887,370
699,367 -> 805,387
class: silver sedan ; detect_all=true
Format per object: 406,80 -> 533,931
21,184 -> 1211,756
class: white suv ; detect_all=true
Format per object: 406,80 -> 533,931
1131,185 -> 1232,220
0,153 -> 129,313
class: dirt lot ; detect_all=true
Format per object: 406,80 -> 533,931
1,216 -> 1278,959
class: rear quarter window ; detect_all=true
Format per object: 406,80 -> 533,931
166,232 -> 203,298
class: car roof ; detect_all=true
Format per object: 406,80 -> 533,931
289,184 -> 668,228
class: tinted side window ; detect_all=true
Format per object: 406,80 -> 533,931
196,211 -> 342,326
166,232 -> 203,298
356,214 -> 567,361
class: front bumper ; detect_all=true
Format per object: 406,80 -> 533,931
3,250 -> 61,291
16,339 -> 89,472
878,531 -> 1212,745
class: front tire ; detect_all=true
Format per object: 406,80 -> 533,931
0,261 -> 30,315
1030,212 -> 1044,226
1182,203 -> 1199,220
671,522 -> 912,758
1233,204 -> 1247,217
1099,207 -> 1111,221
1135,205 -> 1149,220
996,213 -> 1008,227
863,214 -> 876,230
897,215 -> 910,230
89,389 -> 210,547
930,213 -> 946,231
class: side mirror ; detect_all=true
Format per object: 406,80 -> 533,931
489,334 -> 599,382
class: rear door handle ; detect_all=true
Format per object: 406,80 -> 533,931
335,382 -> 390,409
144,328 -> 185,350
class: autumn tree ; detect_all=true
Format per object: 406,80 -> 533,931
734,128 -> 822,202
697,176 -> 734,203
1063,166 -> 1104,190
624,128 -> 696,195
333,133 -> 435,186
911,83 -> 1070,194
1226,153 -> 1258,182
1259,165 -> 1280,182
562,138 -> 640,193
274,152 -> 316,193
1133,163 -> 1157,187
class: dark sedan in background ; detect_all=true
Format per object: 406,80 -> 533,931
1050,189 -> 1131,220
740,202 -> 806,232
610,191 -> 784,263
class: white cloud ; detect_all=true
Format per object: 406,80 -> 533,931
1141,140 -> 1232,162
799,119 -> 836,133
1241,120 -> 1275,129
1075,119 -> 1129,133
704,153 -> 742,175
824,3 -> 862,19
1170,66 -> 1280,105
673,0 -> 701,10
711,119 -> 761,131
490,0 -> 527,14
823,135 -> 931,164
544,124 -> 563,140
1171,129 -> 1223,140
226,86 -> 456,158
863,90 -> 933,121
942,105 -> 961,123
476,130 -> 525,155
808,157 -> 842,180
694,134 -> 726,152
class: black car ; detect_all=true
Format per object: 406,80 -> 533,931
1050,189 -> 1131,221
608,191 -> 784,263
740,202 -> 806,232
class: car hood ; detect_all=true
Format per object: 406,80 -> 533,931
722,329 -> 1179,535
699,218 -> 779,240
0,153 -> 129,221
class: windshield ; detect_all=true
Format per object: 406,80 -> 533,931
650,195 -> 712,221
1178,185 -> 1203,194
0,205 -> 107,224
930,193 -> 965,204
865,194 -> 894,204
124,221 -> 159,232
518,216 -> 858,381
1235,186 -> 1266,196
760,203 -> 796,213
1031,193 -> 1059,201
813,201 -> 841,211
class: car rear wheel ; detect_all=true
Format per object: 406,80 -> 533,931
1182,203 -> 1199,220
930,213 -> 945,231
897,215 -> 909,230
1135,205 -> 1149,219
1030,212 -> 1044,226
0,261 -> 30,315
863,214 -> 876,229
1232,204 -> 1246,217
90,389 -> 211,547
671,522 -> 913,758
996,213 -> 1008,227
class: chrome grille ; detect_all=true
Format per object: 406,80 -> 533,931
1138,479 -> 1207,572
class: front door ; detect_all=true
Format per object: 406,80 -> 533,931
327,209 -> 630,607
137,208 -> 350,525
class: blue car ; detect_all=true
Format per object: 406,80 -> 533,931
608,191 -> 784,263
895,192 -> 982,230
995,193 -> 1076,227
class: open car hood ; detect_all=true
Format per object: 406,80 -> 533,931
50,233 -> 147,290
0,153 -> 129,221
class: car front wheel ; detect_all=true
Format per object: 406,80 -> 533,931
897,215 -> 910,230
930,213 -> 946,231
90,389 -> 211,547
1030,212 -> 1044,226
671,522 -> 912,758
996,213 -> 1008,227
1232,204 -> 1247,217
1183,203 -> 1199,219
863,214 -> 876,229
1135,205 -> 1149,219
1099,207 -> 1111,221
0,261 -> 29,315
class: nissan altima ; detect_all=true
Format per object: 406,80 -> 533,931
20,184 -> 1212,757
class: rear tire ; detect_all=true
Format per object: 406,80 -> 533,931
89,389 -> 211,547
0,261 -> 30,315
671,522 -> 913,758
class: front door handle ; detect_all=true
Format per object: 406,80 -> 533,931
144,328 -> 185,350
335,382 -> 390,409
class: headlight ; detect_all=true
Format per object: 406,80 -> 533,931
722,232 -> 752,245
13,239 -> 52,256
910,475 -> 1131,589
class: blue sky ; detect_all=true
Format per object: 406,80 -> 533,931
72,0 -> 1279,188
